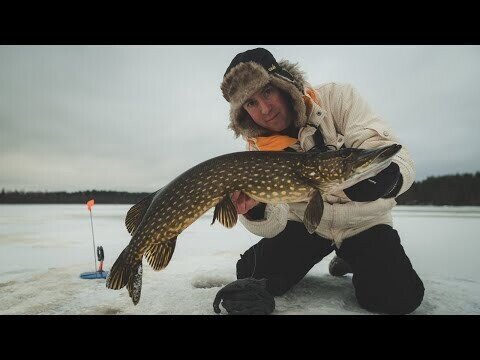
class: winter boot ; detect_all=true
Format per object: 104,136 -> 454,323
328,255 -> 353,277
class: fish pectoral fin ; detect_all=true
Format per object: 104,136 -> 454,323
144,237 -> 177,271
303,190 -> 324,234
211,195 -> 238,229
125,191 -> 158,235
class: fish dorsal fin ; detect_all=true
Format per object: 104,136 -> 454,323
144,237 -> 177,271
211,195 -> 238,228
303,190 -> 324,234
125,191 -> 158,235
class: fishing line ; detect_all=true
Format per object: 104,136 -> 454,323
89,207 -> 97,272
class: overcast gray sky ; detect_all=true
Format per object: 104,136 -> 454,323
1,45 -> 479,192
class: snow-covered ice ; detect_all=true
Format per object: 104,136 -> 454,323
0,204 -> 479,315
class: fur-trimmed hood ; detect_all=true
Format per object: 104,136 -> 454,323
221,57 -> 310,139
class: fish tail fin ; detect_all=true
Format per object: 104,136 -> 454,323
126,262 -> 143,305
106,246 -> 143,305
106,247 -> 131,290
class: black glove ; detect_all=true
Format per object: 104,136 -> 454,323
213,278 -> 275,315
344,162 -> 402,202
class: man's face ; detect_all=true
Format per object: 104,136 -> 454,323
243,84 -> 294,133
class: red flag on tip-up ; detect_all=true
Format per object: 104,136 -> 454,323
86,199 -> 95,211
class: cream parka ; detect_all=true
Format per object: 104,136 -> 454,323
239,82 -> 415,247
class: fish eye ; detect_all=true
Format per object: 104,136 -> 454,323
341,149 -> 352,158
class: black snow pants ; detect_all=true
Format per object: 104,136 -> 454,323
236,221 -> 425,314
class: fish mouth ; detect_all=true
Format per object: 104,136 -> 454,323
354,144 -> 402,167
332,144 -> 402,192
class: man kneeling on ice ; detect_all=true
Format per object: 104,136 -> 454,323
213,48 -> 424,315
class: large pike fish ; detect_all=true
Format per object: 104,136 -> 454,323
106,144 -> 402,304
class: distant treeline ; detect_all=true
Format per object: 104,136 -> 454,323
395,172 -> 480,205
0,190 -> 150,204
1,172 -> 480,205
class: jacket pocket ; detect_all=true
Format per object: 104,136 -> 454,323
365,121 -> 397,142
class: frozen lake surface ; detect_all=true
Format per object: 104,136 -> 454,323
1,204 -> 479,315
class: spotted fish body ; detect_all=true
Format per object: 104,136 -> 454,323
106,144 -> 402,304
